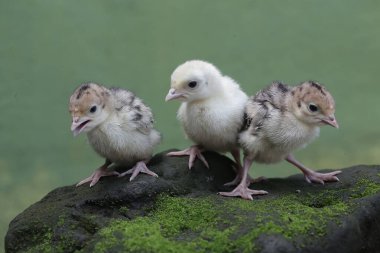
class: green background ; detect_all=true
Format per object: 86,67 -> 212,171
1,0 -> 379,249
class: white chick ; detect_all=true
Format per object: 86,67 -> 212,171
220,81 -> 341,200
165,60 -> 253,185
69,82 -> 161,187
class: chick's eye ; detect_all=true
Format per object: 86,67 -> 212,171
308,104 -> 318,112
90,106 -> 97,113
188,81 -> 198,88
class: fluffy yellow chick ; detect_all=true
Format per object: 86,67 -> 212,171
220,81 -> 341,200
69,82 -> 161,187
165,60 -> 249,183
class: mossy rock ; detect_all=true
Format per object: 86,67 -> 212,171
5,151 -> 380,253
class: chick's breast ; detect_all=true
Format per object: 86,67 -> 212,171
178,94 -> 246,152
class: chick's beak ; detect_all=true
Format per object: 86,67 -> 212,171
165,88 -> 185,101
321,115 -> 339,128
71,117 -> 91,137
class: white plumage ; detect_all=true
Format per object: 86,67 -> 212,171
69,83 -> 160,187
220,81 -> 341,200
165,60 -> 248,173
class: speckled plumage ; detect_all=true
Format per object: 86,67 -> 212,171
69,82 -> 161,187
220,81 -> 341,200
165,60 -> 248,170
239,81 -> 333,163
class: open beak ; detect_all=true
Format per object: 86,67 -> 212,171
321,115 -> 339,128
71,118 -> 91,136
165,88 -> 186,101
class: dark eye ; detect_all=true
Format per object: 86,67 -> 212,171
188,81 -> 198,88
90,105 -> 97,113
308,104 -> 318,112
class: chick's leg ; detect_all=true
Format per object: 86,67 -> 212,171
76,159 -> 119,187
285,154 -> 342,184
224,149 -> 266,187
219,156 -> 268,200
166,145 -> 209,169
119,161 -> 158,181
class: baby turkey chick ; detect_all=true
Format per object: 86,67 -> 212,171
220,81 -> 341,200
165,60 -> 256,186
69,82 -> 161,187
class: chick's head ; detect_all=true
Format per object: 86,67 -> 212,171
69,83 -> 110,136
166,60 -> 223,103
292,81 -> 338,128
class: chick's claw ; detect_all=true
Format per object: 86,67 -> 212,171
303,170 -> 342,184
219,184 -> 268,201
119,161 -> 158,181
76,168 -> 119,187
167,146 -> 209,169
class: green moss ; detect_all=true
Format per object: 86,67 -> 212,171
119,206 -> 129,216
93,196 -> 233,253
350,178 -> 380,199
57,215 -> 66,227
225,194 -> 348,252
26,229 -> 54,253
153,196 -> 235,252
91,192 -> 349,253
30,177 -> 380,253
153,195 -> 218,236
25,215 -> 82,253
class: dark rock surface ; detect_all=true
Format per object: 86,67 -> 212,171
5,150 -> 380,253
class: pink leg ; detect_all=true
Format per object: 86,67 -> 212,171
286,154 -> 342,184
219,156 -> 268,200
166,145 -> 209,169
118,161 -> 158,181
76,159 -> 119,187
224,149 -> 266,187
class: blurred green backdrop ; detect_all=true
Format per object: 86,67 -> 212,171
1,0 -> 379,248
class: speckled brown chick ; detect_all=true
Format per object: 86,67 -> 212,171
69,82 -> 161,187
220,81 -> 341,200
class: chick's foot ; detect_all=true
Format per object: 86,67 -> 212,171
286,154 -> 341,184
166,145 -> 209,169
76,164 -> 119,187
119,161 -> 158,181
303,170 -> 342,184
219,184 -> 268,200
